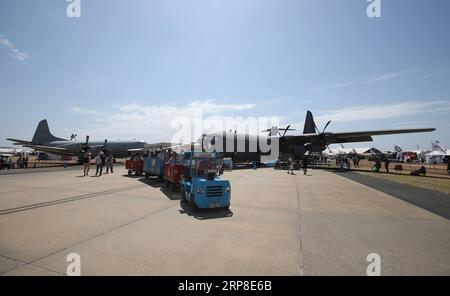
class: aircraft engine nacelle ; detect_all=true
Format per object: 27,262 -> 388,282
304,142 -> 313,151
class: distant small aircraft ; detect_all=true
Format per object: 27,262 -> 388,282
7,119 -> 147,158
200,110 -> 436,162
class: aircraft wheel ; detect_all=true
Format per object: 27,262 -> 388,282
145,172 -> 149,179
128,170 -> 132,176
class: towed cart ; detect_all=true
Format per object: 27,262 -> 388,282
164,153 -> 183,192
126,149 -> 144,176
143,150 -> 167,182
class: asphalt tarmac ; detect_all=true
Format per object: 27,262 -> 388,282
0,167 -> 449,275
336,171 -> 450,219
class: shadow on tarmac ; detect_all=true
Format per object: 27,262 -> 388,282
121,173 -> 143,179
178,201 -> 234,220
125,173 -> 234,219
137,177 -> 181,200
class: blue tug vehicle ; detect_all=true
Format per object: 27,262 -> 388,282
181,152 -> 231,211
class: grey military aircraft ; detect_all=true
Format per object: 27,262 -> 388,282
7,119 -> 147,159
199,110 -> 436,162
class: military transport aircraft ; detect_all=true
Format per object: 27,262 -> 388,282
7,119 -> 147,158
199,110 -> 436,162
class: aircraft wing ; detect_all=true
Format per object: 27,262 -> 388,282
328,128 -> 436,144
22,144 -> 72,155
289,128 -> 436,145
6,138 -> 34,145
7,138 -> 72,155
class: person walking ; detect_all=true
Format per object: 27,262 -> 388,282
95,152 -> 105,176
83,151 -> 91,176
302,159 -> 308,175
16,156 -> 22,169
384,158 -> 390,173
105,153 -> 114,174
345,157 -> 351,171
287,157 -> 294,175
353,156 -> 359,168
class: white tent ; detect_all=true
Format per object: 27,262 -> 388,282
425,150 -> 446,164
324,147 -> 381,156
353,147 -> 382,155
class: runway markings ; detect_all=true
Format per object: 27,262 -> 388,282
0,184 -> 146,216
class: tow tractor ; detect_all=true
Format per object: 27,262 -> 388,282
181,152 -> 231,211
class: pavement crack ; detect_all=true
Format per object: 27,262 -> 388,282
292,175 -> 304,276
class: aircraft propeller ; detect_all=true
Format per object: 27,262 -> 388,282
103,139 -> 108,153
313,120 -> 332,151
262,126 -> 296,137
81,135 -> 90,152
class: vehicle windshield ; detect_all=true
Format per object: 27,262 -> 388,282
169,155 -> 182,165
194,158 -> 216,177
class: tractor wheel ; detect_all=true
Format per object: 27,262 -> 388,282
181,186 -> 186,202
189,196 -> 198,212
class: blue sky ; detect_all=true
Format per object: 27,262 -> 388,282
0,0 -> 449,151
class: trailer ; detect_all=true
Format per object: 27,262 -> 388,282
125,158 -> 143,176
143,150 -> 167,182
163,154 -> 183,192
181,152 -> 231,211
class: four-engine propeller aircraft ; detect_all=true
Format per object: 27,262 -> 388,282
7,119 -> 147,158
200,111 -> 436,162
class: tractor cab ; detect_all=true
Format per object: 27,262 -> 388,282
181,152 -> 231,210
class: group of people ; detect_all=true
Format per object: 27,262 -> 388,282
0,156 -> 30,169
82,151 -> 114,177
287,157 -> 308,175
373,157 -> 391,173
336,157 -> 352,172
16,156 -> 29,168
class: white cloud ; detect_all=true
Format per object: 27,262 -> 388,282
315,101 -> 450,124
368,72 -> 402,84
368,68 -> 420,85
71,107 -> 98,115
309,82 -> 354,92
329,82 -> 355,89
0,35 -> 29,61
70,100 -> 262,143
310,68 -> 421,91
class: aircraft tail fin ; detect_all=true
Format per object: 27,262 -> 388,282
32,119 -> 67,144
303,111 -> 317,134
